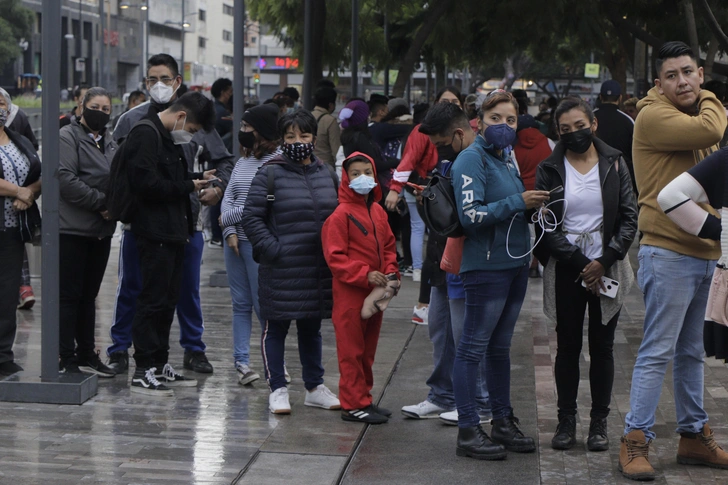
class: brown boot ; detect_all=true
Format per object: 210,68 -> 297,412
677,424 -> 728,469
618,430 -> 655,481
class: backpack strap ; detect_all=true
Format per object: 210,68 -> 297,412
316,112 -> 330,125
324,162 -> 339,194
133,119 -> 163,148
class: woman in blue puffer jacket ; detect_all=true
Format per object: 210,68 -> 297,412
243,109 -> 341,416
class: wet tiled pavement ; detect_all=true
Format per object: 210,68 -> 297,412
2,240 -> 728,484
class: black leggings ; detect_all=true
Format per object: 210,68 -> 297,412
554,262 -> 618,420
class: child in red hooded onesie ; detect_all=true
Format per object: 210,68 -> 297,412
322,152 -> 400,424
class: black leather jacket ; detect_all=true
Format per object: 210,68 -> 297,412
533,137 -> 638,270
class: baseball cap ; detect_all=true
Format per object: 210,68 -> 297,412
600,80 -> 622,96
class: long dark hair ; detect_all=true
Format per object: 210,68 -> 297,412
242,131 -> 280,160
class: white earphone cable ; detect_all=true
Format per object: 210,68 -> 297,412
505,199 -> 569,259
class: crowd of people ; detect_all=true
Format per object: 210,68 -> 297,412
1,40 -> 728,479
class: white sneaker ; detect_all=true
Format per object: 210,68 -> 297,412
412,305 -> 429,325
412,268 -> 422,282
269,387 -> 291,414
235,361 -> 260,386
284,364 -> 292,384
439,409 -> 493,426
304,384 -> 341,410
401,400 -> 447,419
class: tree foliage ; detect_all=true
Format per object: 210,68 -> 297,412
0,0 -> 34,70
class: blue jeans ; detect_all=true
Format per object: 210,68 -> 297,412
225,239 -> 261,365
108,230 -> 206,355
426,285 -> 456,410
450,297 -> 490,413
453,266 -> 528,427
624,245 -> 714,440
404,191 -> 424,270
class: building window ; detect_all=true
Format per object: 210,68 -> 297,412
251,36 -> 256,44
198,9 -> 206,22
198,37 -> 206,48
223,4 -> 233,16
223,30 -> 232,42
223,55 -> 234,65
35,12 -> 42,33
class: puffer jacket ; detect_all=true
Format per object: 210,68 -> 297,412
242,153 -> 339,321
534,137 -> 638,270
321,152 -> 399,324
58,118 -> 117,238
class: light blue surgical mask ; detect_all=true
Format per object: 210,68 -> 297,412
349,175 -> 377,195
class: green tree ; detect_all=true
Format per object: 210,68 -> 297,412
0,0 -> 34,71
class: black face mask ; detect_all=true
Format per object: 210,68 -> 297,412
83,109 -> 110,132
436,131 -> 463,162
238,130 -> 256,149
560,127 -> 593,154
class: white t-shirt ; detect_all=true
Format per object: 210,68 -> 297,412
563,157 -> 603,260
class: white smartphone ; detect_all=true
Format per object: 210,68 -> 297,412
581,276 -> 619,298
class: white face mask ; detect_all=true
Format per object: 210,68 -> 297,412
170,114 -> 193,144
149,81 -> 178,104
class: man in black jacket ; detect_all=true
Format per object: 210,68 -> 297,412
594,80 -> 636,194
125,92 -> 216,396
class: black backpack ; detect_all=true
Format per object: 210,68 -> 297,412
421,163 -> 463,238
107,119 -> 161,223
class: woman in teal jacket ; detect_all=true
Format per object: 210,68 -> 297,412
450,90 -> 550,460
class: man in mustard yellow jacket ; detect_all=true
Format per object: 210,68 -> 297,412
618,41 -> 728,481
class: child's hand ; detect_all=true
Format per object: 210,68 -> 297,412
367,271 -> 389,287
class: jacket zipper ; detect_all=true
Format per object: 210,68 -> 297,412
348,214 -> 368,235
304,165 -> 325,312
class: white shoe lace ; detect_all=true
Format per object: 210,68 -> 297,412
237,363 -> 251,374
162,363 -> 179,379
145,367 -> 163,387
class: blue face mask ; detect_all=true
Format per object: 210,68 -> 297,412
483,123 -> 516,150
349,175 -> 377,195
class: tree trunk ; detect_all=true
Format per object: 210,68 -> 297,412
310,0 -> 327,86
704,35 -> 719,80
391,0 -> 450,97
682,1 -> 701,58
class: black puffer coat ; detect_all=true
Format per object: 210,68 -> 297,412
242,154 -> 338,321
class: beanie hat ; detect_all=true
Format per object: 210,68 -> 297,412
339,99 -> 370,129
387,97 -> 408,112
242,103 -> 280,141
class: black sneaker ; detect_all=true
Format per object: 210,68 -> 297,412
155,363 -> 198,387
78,351 -> 116,378
341,406 -> 388,424
0,360 -> 23,376
183,351 -> 213,374
587,417 -> 609,451
371,403 -> 392,417
107,351 -> 129,373
131,367 -> 173,396
59,359 -> 82,374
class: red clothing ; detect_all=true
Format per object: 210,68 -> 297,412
514,127 -> 552,191
322,152 -> 399,410
390,125 -> 438,193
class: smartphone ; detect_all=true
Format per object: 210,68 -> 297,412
581,276 -> 619,298
406,182 -> 425,191
549,185 -> 564,194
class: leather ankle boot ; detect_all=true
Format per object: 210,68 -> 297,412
677,424 -> 728,469
551,415 -> 577,450
491,414 -> 536,453
618,430 -> 655,481
587,417 -> 609,452
456,425 -> 507,460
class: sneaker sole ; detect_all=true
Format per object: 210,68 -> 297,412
108,364 -> 129,373
78,366 -> 116,378
341,414 -> 388,425
401,410 -> 442,419
455,447 -> 507,460
17,298 -> 35,310
131,386 -> 174,397
160,380 -> 198,387
270,408 -> 291,414
617,462 -> 656,481
304,401 -> 342,410
676,455 -> 728,469
183,363 -> 214,374
238,373 -> 260,386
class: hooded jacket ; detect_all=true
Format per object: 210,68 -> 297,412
322,152 -> 399,323
390,125 -> 438,193
633,87 -> 726,260
451,134 -> 530,272
58,118 -> 118,238
534,137 -> 638,270
514,121 -> 553,191
242,152 -> 338,321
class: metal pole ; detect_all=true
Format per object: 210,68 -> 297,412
383,12 -> 389,96
180,0 -> 185,81
99,0 -> 104,87
351,0 -> 359,98
41,0 -> 62,381
302,0 -> 313,110
232,0 -> 245,155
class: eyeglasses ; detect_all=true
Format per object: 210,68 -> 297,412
146,77 -> 176,86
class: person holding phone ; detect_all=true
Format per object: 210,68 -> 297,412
534,97 -> 637,452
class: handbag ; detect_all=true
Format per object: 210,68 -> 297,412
440,236 -> 465,274
361,273 -> 400,319
706,265 -> 728,327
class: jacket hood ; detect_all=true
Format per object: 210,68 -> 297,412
339,151 -> 382,204
516,127 -> 545,148
636,86 -> 666,112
